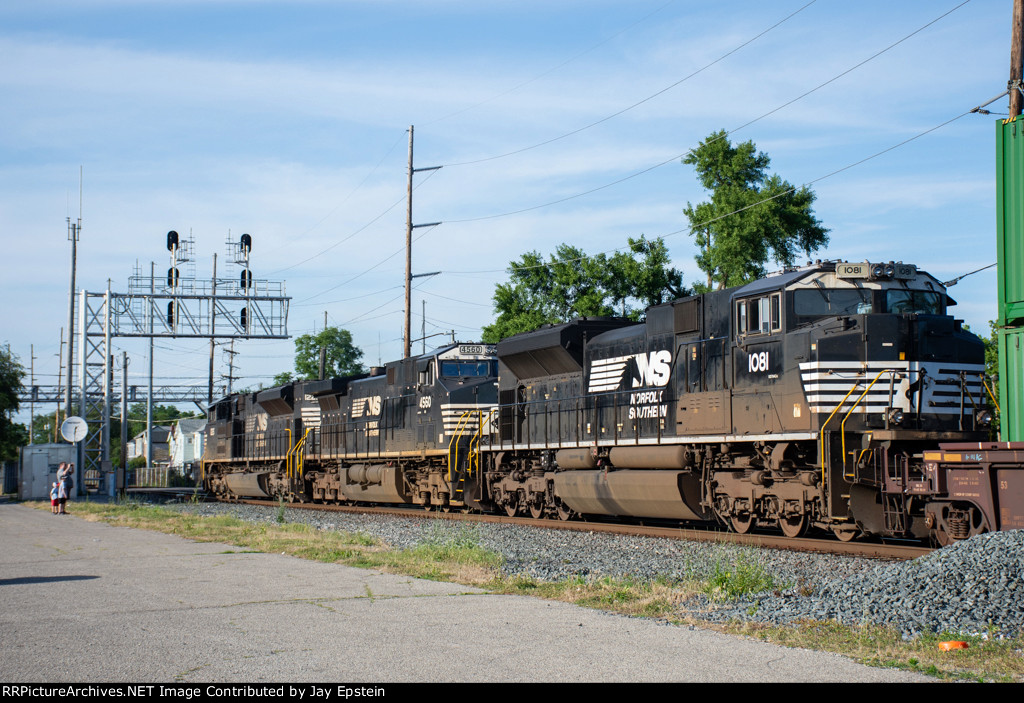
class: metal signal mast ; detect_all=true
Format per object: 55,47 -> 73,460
72,231 -> 290,488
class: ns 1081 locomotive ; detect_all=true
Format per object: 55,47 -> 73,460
203,260 -> 1024,545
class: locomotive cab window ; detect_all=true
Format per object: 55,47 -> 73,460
440,361 -> 495,378
793,288 -> 873,324
736,293 -> 781,337
418,361 -> 435,386
885,290 -> 943,315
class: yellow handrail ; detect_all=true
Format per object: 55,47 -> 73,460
466,408 -> 497,478
839,370 -> 896,474
445,408 -> 498,481
447,411 -> 478,481
286,428 -> 311,479
982,374 -> 1002,415
818,381 -> 864,485
284,429 -> 292,478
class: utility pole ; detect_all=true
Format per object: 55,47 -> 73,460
405,126 -> 414,359
147,262 -> 154,470
55,327 -> 63,442
64,212 -> 80,420
208,253 -> 217,405
224,340 -> 238,395
404,125 -> 441,358
121,351 -> 128,486
28,345 -> 34,444
1013,0 -> 1024,118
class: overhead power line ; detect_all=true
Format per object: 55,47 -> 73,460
442,106 -> 977,276
441,0 -> 820,167
422,0 -> 682,128
441,0 -> 972,225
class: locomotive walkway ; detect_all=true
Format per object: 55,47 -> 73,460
0,501 -> 930,684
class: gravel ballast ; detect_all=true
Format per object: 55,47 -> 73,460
164,501 -> 1024,640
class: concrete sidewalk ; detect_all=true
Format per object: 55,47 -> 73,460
0,502 -> 930,683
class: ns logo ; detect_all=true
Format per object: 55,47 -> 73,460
588,350 -> 672,393
632,350 -> 672,388
351,395 -> 382,418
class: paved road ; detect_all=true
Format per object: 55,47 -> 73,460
0,502 -> 931,683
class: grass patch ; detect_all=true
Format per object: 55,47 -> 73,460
702,552 -> 782,600
29,500 -> 1024,681
710,619 -> 1024,682
496,574 -> 682,619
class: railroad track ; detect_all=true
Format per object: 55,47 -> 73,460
234,498 -> 932,561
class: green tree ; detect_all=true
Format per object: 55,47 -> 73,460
0,347 -> 28,461
482,237 -> 687,343
683,129 -> 829,291
981,321 -> 1000,435
272,371 -> 295,386
606,236 -> 687,317
289,327 -> 364,380
30,411 -> 60,445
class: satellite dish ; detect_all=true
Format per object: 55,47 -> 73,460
60,416 -> 88,443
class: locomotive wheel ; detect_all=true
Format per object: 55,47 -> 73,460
504,493 -> 519,517
778,514 -> 806,538
933,522 -> 954,548
730,513 -> 754,535
556,502 -> 574,521
529,502 -> 544,519
832,525 -> 858,542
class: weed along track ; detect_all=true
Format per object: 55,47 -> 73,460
235,497 -> 932,561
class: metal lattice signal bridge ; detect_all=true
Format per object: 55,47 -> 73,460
75,256 -> 290,484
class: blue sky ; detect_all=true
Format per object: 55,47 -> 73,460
0,0 -> 1010,423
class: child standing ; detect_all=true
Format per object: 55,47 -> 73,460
57,478 -> 68,514
50,482 -> 59,514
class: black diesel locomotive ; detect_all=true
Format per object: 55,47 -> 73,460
203,260 -> 1024,545
205,342 -> 499,510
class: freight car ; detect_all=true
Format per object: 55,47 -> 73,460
202,260 -> 1024,545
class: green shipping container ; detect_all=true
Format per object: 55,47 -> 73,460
999,327 -> 1024,441
996,116 -> 1024,324
996,118 -> 1024,441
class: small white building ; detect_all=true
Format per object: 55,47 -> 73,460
126,426 -> 171,465
18,443 -> 77,500
169,418 -> 206,470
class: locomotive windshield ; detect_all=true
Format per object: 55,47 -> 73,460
440,361 -> 495,377
794,289 -> 873,318
884,290 -> 943,315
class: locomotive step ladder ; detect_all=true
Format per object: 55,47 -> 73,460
446,409 -> 497,505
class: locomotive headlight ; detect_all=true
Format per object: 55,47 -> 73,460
976,409 -> 993,427
883,263 -> 896,278
887,408 -> 904,426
